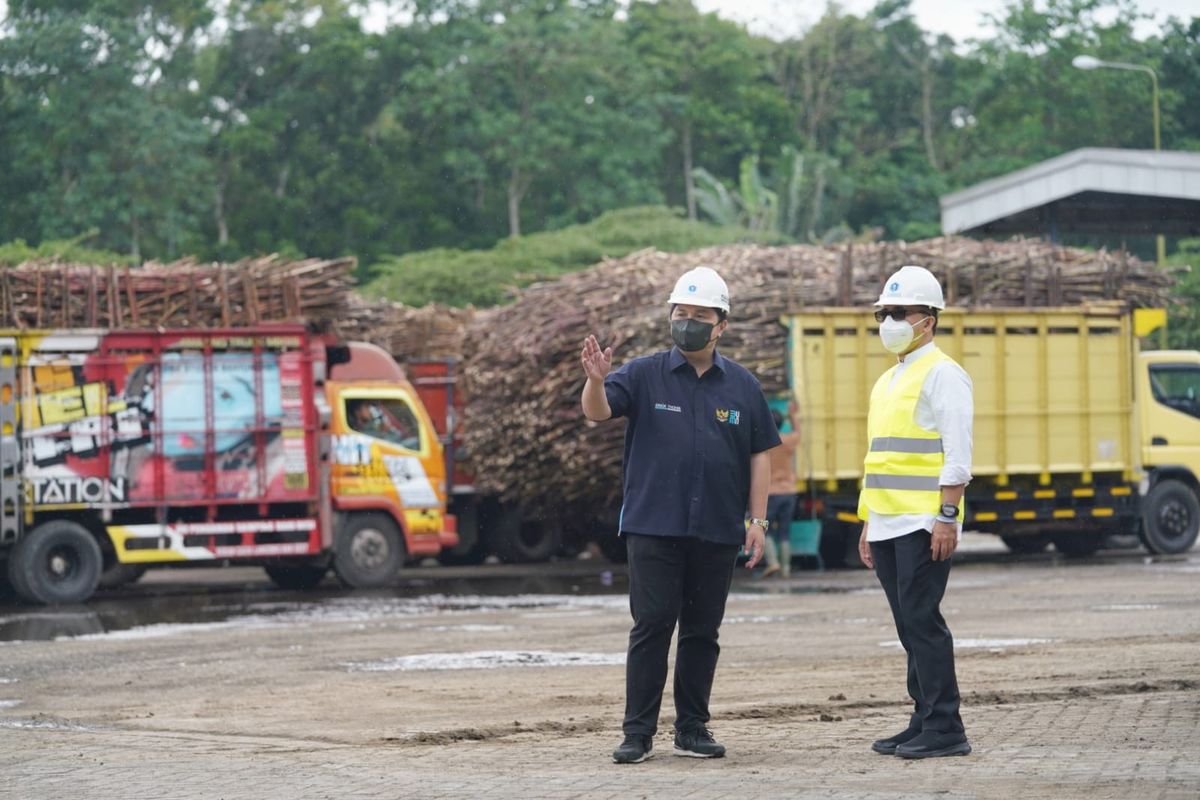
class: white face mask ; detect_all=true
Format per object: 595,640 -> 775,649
879,315 -> 928,354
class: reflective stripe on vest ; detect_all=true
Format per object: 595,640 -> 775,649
863,474 -> 942,491
869,436 -> 944,454
857,347 -> 964,520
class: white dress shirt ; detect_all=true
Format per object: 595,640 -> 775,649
866,340 -> 974,543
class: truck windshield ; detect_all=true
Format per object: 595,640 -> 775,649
1149,365 -> 1200,420
347,398 -> 422,451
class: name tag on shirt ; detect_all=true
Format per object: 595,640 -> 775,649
654,402 -> 682,413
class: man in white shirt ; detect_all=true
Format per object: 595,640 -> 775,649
857,266 -> 973,759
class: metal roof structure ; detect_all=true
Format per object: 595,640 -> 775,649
940,148 -> 1200,238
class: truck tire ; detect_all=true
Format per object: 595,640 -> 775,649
819,520 -> 863,569
97,562 -> 148,590
333,514 -> 405,588
1141,479 -> 1200,555
1050,532 -> 1102,558
596,534 -> 628,564
1001,535 -> 1049,554
7,520 -> 103,605
264,564 -> 329,590
490,507 -> 561,564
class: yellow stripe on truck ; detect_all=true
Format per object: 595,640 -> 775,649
106,526 -> 190,564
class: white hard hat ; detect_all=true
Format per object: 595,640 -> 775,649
875,265 -> 945,310
667,266 -> 730,313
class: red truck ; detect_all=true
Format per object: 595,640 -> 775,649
2,325 -> 456,604
409,360 -> 579,564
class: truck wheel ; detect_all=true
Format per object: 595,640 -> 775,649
334,514 -> 405,588
596,534 -> 628,564
97,563 -> 148,590
819,520 -> 860,569
1141,479 -> 1200,555
1001,535 -> 1049,554
264,565 -> 328,590
7,520 -> 103,605
490,507 -> 561,564
1050,532 -> 1102,558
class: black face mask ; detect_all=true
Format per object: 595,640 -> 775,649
671,318 -> 716,352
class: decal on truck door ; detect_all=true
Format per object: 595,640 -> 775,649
333,434 -> 439,508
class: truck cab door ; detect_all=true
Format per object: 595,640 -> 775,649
1143,359 -> 1200,477
335,392 -> 446,537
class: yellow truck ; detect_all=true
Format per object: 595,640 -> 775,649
784,304 -> 1200,565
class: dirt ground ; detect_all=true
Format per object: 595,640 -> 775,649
0,536 -> 1197,799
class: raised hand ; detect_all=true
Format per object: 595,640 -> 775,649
581,334 -> 613,382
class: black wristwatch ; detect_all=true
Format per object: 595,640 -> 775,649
938,502 -> 959,521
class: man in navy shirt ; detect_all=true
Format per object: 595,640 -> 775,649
581,265 -> 780,764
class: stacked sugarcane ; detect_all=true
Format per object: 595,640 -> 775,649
0,255 -> 357,329
457,237 -> 1178,518
338,295 -> 475,364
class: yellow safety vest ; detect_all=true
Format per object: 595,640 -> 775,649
857,347 -> 965,521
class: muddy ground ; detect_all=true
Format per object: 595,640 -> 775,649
0,535 -> 1197,799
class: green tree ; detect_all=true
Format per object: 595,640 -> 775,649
407,0 -> 666,240
626,0 -> 785,221
0,1 -> 213,259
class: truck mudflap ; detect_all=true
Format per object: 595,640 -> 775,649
107,518 -> 321,563
438,513 -> 459,549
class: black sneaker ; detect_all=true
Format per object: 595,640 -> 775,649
871,727 -> 921,755
894,730 -> 971,759
673,727 -> 726,758
612,734 -> 654,764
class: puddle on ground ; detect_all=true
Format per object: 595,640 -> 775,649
0,592 -> 635,644
0,566 -> 642,643
880,637 -> 1055,650
345,650 -> 626,672
0,700 -> 21,709
0,718 -> 94,732
724,614 -> 788,624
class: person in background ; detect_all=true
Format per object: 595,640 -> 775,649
763,400 -> 802,578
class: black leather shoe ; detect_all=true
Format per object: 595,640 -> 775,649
612,734 -> 654,764
871,727 -> 921,755
895,730 -> 971,759
673,727 -> 726,758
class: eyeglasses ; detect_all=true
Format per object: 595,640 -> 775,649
873,307 -> 927,323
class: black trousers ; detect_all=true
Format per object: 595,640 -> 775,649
869,530 -> 965,734
623,533 -> 740,736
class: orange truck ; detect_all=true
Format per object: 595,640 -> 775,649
1,325 -> 456,604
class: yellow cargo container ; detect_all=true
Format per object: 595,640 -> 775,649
784,304 -> 1200,563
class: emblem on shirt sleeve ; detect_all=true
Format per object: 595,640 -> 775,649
715,408 -> 740,425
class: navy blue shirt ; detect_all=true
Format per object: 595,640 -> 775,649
604,347 -> 781,545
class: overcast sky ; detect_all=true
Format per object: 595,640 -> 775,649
693,0 -> 1196,43
0,0 -> 1193,44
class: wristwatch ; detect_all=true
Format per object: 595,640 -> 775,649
748,517 -> 770,530
937,502 -> 959,523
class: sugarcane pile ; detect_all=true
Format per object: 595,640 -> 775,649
458,236 -> 1176,517
0,255 -> 357,329
338,296 -> 475,364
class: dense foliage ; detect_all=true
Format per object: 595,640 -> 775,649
0,0 -> 1196,301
